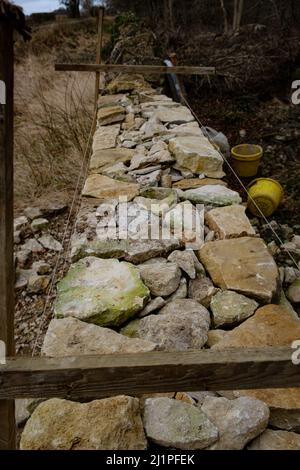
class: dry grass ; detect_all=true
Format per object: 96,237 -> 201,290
13,16 -> 113,206
13,25 -> 100,205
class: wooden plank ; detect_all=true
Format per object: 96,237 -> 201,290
0,348 -> 299,400
94,7 -> 104,107
55,63 -> 216,75
0,18 -> 16,450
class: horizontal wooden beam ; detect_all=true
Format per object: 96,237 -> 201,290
55,63 -> 216,75
0,347 -> 299,400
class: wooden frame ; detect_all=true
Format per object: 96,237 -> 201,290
0,4 -> 299,450
0,347 -> 299,401
0,13 -> 16,450
55,63 -> 216,75
94,7 -> 105,107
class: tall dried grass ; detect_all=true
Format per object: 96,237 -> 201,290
14,54 -> 94,202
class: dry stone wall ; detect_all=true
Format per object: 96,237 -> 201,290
20,74 -> 300,450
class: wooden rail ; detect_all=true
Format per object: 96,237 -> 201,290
0,347 -> 298,400
55,63 -> 216,75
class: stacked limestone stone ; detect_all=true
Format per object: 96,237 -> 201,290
20,74 -> 300,450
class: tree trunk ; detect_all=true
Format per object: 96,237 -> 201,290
168,0 -> 174,29
236,0 -> 244,32
233,0 -> 238,31
220,0 -> 229,34
163,0 -> 175,30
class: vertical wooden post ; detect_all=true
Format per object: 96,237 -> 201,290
0,18 -> 16,449
94,6 -> 105,109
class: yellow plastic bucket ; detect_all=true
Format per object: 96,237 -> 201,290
231,144 -> 263,177
247,178 -> 284,217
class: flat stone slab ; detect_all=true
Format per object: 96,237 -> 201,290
42,317 -> 157,356
20,396 -> 147,450
54,257 -> 150,327
124,238 -> 181,264
213,304 -> 300,348
199,237 -> 279,302
173,178 -> 227,190
169,136 -> 224,177
82,174 -> 139,201
107,74 -> 152,94
167,122 -> 204,137
89,148 -> 134,173
138,92 -> 172,103
92,124 -> 120,151
97,94 -> 129,108
248,429 -> 300,450
152,106 -> 195,123
70,236 -> 181,265
205,205 -> 256,239
70,237 -> 129,263
214,305 -> 300,411
183,185 -> 241,206
97,105 -> 125,126
129,147 -> 174,171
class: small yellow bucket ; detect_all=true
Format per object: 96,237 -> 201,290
247,178 -> 284,217
231,144 -> 263,177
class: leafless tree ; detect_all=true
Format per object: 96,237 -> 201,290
236,0 -> 244,32
164,0 -> 175,29
220,0 -> 228,34
81,0 -> 94,16
232,0 -> 244,32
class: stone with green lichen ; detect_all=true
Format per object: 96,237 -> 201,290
210,290 -> 258,328
143,397 -> 219,449
54,257 -> 150,327
71,238 -> 128,263
140,187 -> 174,200
71,236 -> 181,265
183,185 -> 241,206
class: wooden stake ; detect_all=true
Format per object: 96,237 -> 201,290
0,18 -> 16,450
94,7 -> 104,109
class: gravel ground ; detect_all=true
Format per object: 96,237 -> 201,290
14,196 -> 77,355
189,88 -> 300,229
